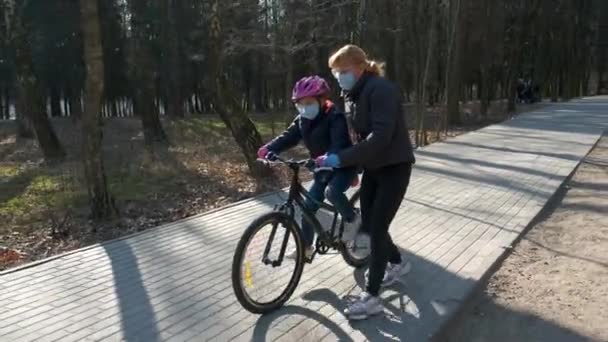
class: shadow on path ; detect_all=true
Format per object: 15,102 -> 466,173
104,240 -> 160,342
249,241 -> 598,341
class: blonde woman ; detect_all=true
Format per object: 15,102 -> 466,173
320,44 -> 416,320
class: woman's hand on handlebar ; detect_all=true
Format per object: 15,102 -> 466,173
315,154 -> 340,168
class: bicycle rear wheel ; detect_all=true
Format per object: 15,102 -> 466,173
231,212 -> 305,314
341,191 -> 370,268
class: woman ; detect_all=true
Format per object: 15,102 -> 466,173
258,76 -> 360,260
319,45 -> 416,320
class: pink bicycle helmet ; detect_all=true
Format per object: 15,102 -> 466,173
292,76 -> 331,102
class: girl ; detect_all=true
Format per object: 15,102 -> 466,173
257,76 -> 360,259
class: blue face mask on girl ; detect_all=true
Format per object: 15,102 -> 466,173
333,70 -> 357,91
296,102 -> 320,120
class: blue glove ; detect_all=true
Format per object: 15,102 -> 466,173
316,154 -> 341,168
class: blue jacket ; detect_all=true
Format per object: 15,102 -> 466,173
266,101 -> 352,158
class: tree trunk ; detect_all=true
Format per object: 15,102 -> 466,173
208,0 -> 271,180
252,53 -> 267,113
49,85 -> 62,117
139,102 -> 167,144
15,87 -> 34,139
80,0 -> 117,220
284,52 -> 294,124
393,1 -> 404,90
479,0 -> 496,118
128,0 -> 168,145
18,77 -> 65,160
0,86 -> 8,120
446,0 -> 463,125
69,90 -> 83,121
599,68 -> 606,95
31,93 -> 65,160
12,11 -> 64,158
63,95 -> 70,117
162,0 -> 184,119
416,1 -> 439,147
352,0 -> 366,44
480,69 -> 493,117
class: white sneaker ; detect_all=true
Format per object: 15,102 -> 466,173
286,246 -> 314,261
341,212 -> 361,242
382,260 -> 412,286
344,292 -> 384,320
365,259 -> 412,288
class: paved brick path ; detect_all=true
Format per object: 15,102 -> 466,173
1,97 -> 607,342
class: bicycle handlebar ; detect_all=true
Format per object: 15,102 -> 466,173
256,157 -> 333,173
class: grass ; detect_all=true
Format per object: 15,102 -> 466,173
1,168 -> 87,231
0,114 -> 285,237
108,167 -> 180,202
0,164 -> 21,178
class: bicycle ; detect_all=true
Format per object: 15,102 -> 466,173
231,156 -> 370,314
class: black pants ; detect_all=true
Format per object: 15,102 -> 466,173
361,162 -> 412,296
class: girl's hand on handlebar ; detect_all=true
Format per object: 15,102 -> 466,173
257,145 -> 269,159
264,151 -> 278,161
257,145 -> 278,162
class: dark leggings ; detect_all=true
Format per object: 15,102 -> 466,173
361,162 -> 412,296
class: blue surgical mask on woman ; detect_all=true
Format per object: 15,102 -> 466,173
333,71 -> 357,91
296,102 -> 320,120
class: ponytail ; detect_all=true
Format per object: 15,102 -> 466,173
365,60 -> 386,77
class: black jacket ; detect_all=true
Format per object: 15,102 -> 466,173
338,72 -> 416,169
266,101 -> 352,158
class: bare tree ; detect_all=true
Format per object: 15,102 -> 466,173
80,0 -> 116,219
8,0 -> 65,160
161,0 -> 184,119
207,0 -> 270,179
127,0 -> 168,145
445,0 -> 463,125
415,0 -> 439,147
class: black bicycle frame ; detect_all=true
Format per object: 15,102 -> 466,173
261,163 -> 342,267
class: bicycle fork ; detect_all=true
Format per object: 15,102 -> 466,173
262,221 -> 290,267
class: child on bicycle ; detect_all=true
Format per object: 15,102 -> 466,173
257,75 -> 360,259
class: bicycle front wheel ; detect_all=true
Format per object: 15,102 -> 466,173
231,212 -> 305,314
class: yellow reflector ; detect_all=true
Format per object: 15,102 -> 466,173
244,261 -> 253,288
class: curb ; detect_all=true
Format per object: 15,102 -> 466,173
0,190 -> 282,276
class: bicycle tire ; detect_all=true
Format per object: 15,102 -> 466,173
231,211 -> 305,314
340,190 -> 370,268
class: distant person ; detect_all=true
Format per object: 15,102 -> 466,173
257,76 -> 360,260
517,78 -> 526,103
319,44 -> 416,320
